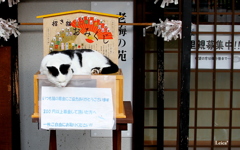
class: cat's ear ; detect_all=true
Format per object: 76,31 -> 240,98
60,64 -> 71,75
47,66 -> 59,77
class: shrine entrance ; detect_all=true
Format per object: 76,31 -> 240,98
132,0 -> 240,150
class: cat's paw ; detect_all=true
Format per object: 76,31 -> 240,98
60,82 -> 68,87
54,82 -> 67,87
91,67 -> 101,75
56,83 -> 64,87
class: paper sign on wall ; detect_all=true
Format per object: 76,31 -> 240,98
191,25 -> 240,69
91,1 -> 133,138
40,86 -> 115,130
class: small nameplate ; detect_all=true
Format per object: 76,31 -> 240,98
214,141 -> 228,145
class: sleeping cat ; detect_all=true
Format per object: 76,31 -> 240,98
40,49 -> 119,87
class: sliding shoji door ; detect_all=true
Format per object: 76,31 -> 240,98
133,0 -> 240,150
133,0 -> 164,150
189,0 -> 240,149
133,0 -> 192,149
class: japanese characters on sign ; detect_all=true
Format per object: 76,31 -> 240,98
118,12 -> 127,61
49,16 -> 113,52
42,12 -> 119,64
40,87 -> 115,130
51,19 -> 71,27
191,25 -> 240,69
191,39 -> 240,51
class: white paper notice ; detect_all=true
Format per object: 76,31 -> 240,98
40,86 -> 115,130
191,25 -> 240,69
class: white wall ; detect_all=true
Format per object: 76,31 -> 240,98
18,1 -> 131,150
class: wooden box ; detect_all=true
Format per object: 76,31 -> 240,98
31,70 -> 126,120
32,10 -> 126,121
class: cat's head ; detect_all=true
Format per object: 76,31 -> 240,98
44,59 -> 73,87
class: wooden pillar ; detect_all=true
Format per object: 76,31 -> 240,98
178,0 -> 192,149
0,1 -> 20,150
0,47 -> 12,149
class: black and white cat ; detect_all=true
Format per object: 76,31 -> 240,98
40,49 -> 119,87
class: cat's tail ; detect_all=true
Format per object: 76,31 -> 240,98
101,58 -> 119,74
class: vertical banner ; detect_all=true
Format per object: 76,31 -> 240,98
91,1 -> 133,103
91,1 -> 133,137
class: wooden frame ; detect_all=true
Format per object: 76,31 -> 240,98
32,70 -> 126,121
47,101 -> 133,150
37,10 -> 122,65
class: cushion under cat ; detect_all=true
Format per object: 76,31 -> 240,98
40,49 -> 119,87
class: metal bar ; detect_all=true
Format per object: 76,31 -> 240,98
177,0 -> 182,149
190,51 -> 240,53
193,0 -> 200,149
132,0 -> 146,149
155,1 -> 165,149
19,22 -> 153,26
157,31 -> 164,150
121,23 -> 152,26
163,12 -> 240,15
178,0 -> 192,150
166,51 -> 240,53
228,1 -> 235,149
19,23 -> 43,25
22,22 -> 240,28
211,0 -> 217,149
164,69 -> 240,73
192,32 -> 240,34
164,126 -> 240,129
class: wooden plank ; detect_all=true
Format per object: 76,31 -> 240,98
40,12 -> 119,66
0,47 -> 12,150
32,70 -> 126,120
19,22 -> 153,26
116,102 -> 133,124
49,130 -> 57,150
178,0 -> 192,149
36,10 -> 122,19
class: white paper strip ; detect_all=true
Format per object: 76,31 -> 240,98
146,18 -> 182,41
0,18 -> 20,41
154,0 -> 178,8
0,0 -> 20,7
